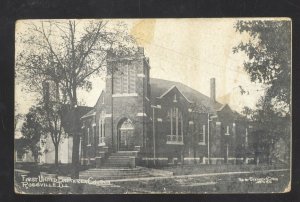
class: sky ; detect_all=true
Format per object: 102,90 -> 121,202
79,19 -> 265,111
15,18 -> 269,136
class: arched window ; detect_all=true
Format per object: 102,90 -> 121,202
166,107 -> 183,144
119,119 -> 134,149
120,119 -> 134,130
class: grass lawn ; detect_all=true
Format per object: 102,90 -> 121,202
113,169 -> 290,193
14,163 -> 290,194
15,162 -> 89,176
160,163 -> 289,176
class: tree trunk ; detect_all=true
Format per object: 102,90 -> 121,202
72,132 -> 80,178
55,143 -> 59,167
70,88 -> 80,179
34,155 -> 39,163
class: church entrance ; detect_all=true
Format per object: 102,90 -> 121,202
117,118 -> 135,151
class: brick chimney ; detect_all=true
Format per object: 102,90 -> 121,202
210,78 -> 216,102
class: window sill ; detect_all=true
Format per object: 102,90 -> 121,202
98,143 -> 106,146
87,144 -> 92,147
198,142 -> 206,146
112,93 -> 138,97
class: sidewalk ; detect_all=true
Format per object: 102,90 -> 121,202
107,168 -> 289,182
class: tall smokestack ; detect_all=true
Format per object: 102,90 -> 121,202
210,78 -> 216,102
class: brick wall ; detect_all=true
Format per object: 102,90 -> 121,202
103,49 -> 150,152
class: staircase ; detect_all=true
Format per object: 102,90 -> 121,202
103,151 -> 139,168
79,151 -> 174,180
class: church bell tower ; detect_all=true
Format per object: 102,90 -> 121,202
105,47 -> 151,152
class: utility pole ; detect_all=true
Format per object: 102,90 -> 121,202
225,126 -> 230,164
207,113 -> 217,164
151,105 -> 159,166
153,107 -> 155,166
111,65 -> 114,152
207,113 -> 210,164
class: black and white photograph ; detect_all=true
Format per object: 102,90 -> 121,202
14,18 -> 291,194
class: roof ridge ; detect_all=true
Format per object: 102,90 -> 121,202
158,85 -> 193,103
81,108 -> 96,119
150,77 -> 223,106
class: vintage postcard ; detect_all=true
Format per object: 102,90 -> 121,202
14,18 -> 291,194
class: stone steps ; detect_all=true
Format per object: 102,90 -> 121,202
110,151 -> 139,157
103,151 -> 137,168
108,156 -> 134,159
104,159 -> 135,168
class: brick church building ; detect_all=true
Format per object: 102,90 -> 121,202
80,47 -> 251,167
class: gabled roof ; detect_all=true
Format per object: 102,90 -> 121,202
94,90 -> 105,108
150,78 -> 223,113
216,103 -> 229,112
81,90 -> 105,120
81,109 -> 96,119
158,85 -> 193,103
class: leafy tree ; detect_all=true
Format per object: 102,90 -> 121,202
233,20 -> 291,114
20,106 -> 46,162
234,20 -> 291,164
242,98 -> 290,164
43,84 -> 65,167
16,20 -> 136,176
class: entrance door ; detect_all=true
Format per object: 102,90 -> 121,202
118,119 -> 134,151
